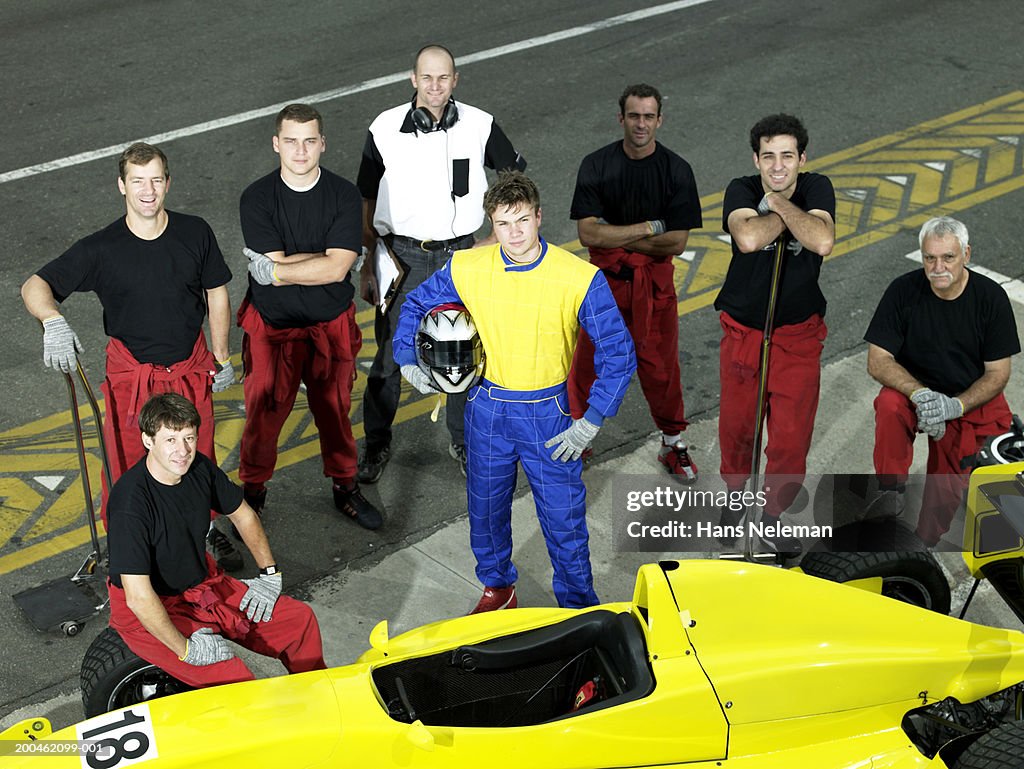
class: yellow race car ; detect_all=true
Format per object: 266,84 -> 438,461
5,462 -> 1024,769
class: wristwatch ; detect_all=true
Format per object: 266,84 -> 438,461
259,564 -> 280,576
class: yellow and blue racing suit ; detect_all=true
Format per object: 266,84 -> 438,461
394,238 -> 635,607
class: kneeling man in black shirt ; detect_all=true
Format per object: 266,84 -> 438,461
106,392 -> 327,687
865,216 -> 1019,546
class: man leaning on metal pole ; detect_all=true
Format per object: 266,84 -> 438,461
716,114 -> 836,557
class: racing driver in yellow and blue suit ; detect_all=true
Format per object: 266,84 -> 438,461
394,171 -> 635,613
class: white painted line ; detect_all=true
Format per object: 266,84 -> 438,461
0,0 -> 717,186
968,265 -> 1024,305
904,249 -> 1024,304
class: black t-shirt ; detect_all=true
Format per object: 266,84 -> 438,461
239,168 -> 360,329
864,269 -> 1021,394
716,173 -> 836,329
570,141 -> 702,232
37,212 -> 231,365
107,453 -> 244,595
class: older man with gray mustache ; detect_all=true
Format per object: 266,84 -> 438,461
865,216 -> 1019,545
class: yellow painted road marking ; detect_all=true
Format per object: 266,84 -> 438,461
3,90 -> 1023,575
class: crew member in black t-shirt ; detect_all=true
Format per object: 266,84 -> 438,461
718,114 -> 836,555
21,142 -> 241,570
238,103 -> 382,530
865,216 -> 1019,546
567,83 -> 702,482
106,393 -> 326,688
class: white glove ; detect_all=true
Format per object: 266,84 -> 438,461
180,628 -> 235,666
545,418 -> 600,462
42,316 -> 83,373
401,364 -> 436,395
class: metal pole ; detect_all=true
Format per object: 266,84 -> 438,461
65,364 -> 109,582
742,235 -> 787,561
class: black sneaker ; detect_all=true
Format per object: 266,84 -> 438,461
333,483 -> 383,530
756,514 -> 803,558
449,443 -> 468,478
243,484 -> 267,515
717,504 -> 747,547
357,445 -> 391,484
207,527 -> 244,572
231,484 -> 266,539
864,488 -> 905,519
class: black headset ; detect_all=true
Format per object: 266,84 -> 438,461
411,98 -> 459,133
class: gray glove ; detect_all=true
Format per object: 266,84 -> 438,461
212,360 -> 235,392
181,627 -> 235,666
921,420 -> 947,441
42,316 -> 83,373
646,219 -> 666,235
238,572 -> 282,623
244,247 -> 277,286
917,392 -> 964,425
401,364 -> 436,395
910,387 -> 939,408
545,418 -> 600,462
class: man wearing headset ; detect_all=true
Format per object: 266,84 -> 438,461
356,44 -> 526,483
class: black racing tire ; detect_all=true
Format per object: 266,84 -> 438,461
811,519 -> 929,553
799,550 -> 951,615
80,627 -> 192,718
955,720 -> 1024,768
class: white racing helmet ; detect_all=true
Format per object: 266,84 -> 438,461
416,303 -> 485,394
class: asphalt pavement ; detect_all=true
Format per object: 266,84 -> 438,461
2,0 -> 1024,730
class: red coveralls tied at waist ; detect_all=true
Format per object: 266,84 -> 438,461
569,246 -> 688,434
100,334 -> 216,523
237,298 -> 358,409
588,246 -> 675,350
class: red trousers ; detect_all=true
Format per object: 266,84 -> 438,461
873,387 -> 1012,545
718,312 -> 827,516
108,559 -> 326,688
238,301 -> 361,486
100,335 -> 216,526
569,250 -> 687,433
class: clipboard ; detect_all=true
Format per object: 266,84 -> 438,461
375,239 -> 407,314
